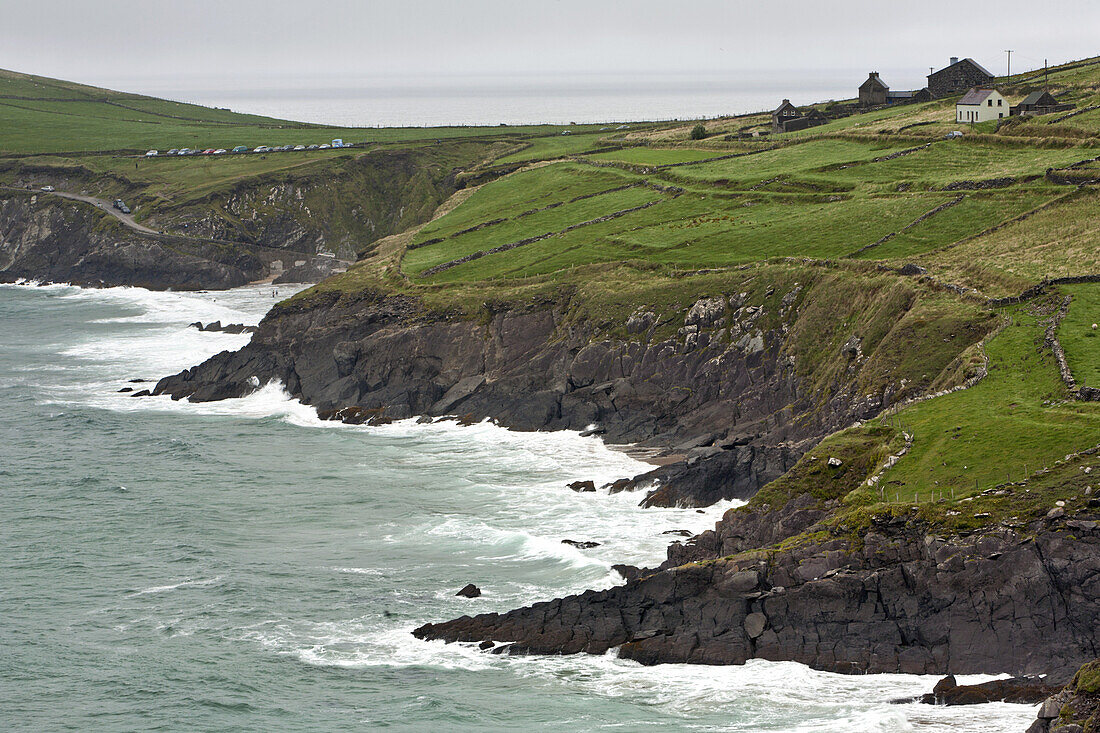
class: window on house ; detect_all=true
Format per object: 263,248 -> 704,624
987,100 -> 993,106
997,99 -> 1002,106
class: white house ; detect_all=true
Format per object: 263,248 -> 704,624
956,88 -> 1008,124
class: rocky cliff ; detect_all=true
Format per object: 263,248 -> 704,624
0,192 -> 261,289
415,438 -> 1100,680
154,265 -> 992,505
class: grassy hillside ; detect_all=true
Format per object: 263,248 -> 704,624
0,68 -> 633,155
302,55 -> 1100,505
5,61 -> 1100,511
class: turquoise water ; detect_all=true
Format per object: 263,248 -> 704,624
0,283 -> 1037,732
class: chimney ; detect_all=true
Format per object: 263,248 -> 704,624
871,71 -> 878,78
782,99 -> 790,104
950,56 -> 959,65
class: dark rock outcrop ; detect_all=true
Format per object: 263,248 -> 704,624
153,273 -> 991,506
0,192 -> 262,290
414,508 -> 1100,679
189,321 -> 259,334
561,540 -> 601,549
913,675 -> 1060,705
455,584 -> 482,598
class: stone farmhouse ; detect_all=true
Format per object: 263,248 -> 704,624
956,88 -> 1008,124
858,72 -> 933,107
928,57 -> 995,98
771,100 -> 827,133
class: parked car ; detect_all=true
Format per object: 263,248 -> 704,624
213,149 -> 227,155
40,185 -> 55,192
178,148 -> 192,155
202,149 -> 216,155
145,150 -> 158,157
331,139 -> 343,148
307,144 -> 319,150
318,144 -> 330,149
113,199 -> 131,215
232,145 -> 248,153
293,144 -> 306,150
166,149 -> 179,155
945,131 -> 964,139
253,146 -> 268,153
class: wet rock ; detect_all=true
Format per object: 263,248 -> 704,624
917,675 -> 1059,705
568,480 -> 596,493
561,539 -> 601,549
455,584 -> 481,598
612,564 -> 644,582
130,389 -> 151,397
318,406 -> 391,426
190,321 -> 259,334
117,387 -> 133,393
604,478 -> 636,494
478,640 -> 494,650
662,529 -> 693,537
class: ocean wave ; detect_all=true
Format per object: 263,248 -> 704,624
130,576 -> 224,596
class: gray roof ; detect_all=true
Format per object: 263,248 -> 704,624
934,57 -> 995,78
1020,91 -> 1056,106
887,90 -> 914,98
962,57 -> 994,77
957,88 -> 996,105
861,74 -> 889,90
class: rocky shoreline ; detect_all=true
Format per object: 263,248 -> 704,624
414,439 -> 1100,681
152,268 -> 991,507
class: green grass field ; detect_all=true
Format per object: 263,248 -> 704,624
1060,284 -> 1100,389
875,300 -> 1100,500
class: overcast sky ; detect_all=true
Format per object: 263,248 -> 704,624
3,0 -> 1098,89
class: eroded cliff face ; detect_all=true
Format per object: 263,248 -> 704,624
414,508 -> 1100,680
140,147 -> 482,261
0,193 -> 261,290
154,268 -> 992,506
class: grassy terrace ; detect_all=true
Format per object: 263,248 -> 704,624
5,61 -> 1100,518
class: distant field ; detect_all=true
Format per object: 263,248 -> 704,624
0,68 -> 625,154
586,147 -> 732,166
914,189 -> 1100,297
491,132 -> 622,165
855,190 -> 1054,260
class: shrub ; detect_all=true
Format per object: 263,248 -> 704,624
690,124 -> 707,140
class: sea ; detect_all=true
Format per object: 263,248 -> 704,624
107,71 -> 927,127
0,282 -> 1042,731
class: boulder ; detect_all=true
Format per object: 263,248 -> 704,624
567,480 -> 596,493
455,584 -> 481,598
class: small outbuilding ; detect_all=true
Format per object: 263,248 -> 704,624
956,88 -> 1008,124
1011,91 -> 1075,116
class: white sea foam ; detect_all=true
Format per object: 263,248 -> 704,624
131,576 -> 224,596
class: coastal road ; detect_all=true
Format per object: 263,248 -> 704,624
47,191 -> 160,235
